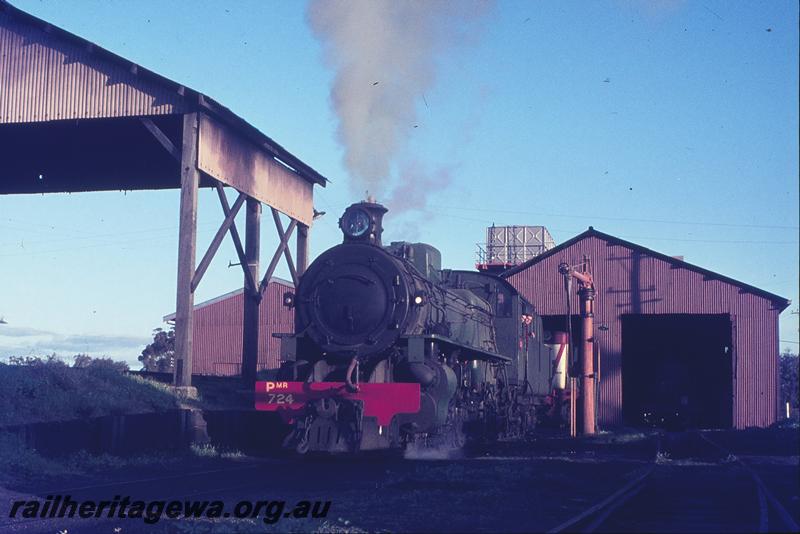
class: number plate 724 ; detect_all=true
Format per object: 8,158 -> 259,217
266,393 -> 294,404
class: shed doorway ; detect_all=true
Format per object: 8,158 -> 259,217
622,314 -> 733,429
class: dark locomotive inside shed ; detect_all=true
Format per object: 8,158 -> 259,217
622,314 -> 733,430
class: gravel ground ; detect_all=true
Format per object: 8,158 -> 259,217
0,452 -> 647,533
0,428 -> 796,533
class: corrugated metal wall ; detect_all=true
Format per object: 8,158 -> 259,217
506,235 -> 781,429
190,281 -> 294,375
0,10 -> 186,124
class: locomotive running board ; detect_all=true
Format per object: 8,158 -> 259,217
254,381 -> 421,426
405,334 -> 512,363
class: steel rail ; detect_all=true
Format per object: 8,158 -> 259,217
546,465 -> 654,533
698,431 -> 799,533
547,430 -> 785,533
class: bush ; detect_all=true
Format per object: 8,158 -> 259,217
0,358 -> 180,426
73,353 -> 130,372
7,353 -> 65,367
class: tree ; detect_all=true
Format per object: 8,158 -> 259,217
139,327 -> 176,372
780,349 -> 799,421
72,353 -> 93,368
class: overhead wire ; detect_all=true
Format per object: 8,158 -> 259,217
403,210 -> 798,246
431,203 -> 800,231
0,220 -> 224,257
316,201 -> 798,245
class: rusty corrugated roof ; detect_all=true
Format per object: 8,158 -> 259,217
502,227 -> 790,311
0,0 -> 327,186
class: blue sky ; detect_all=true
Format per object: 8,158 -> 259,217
1,0 -> 797,367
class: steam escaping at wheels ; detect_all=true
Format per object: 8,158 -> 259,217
256,200 -> 568,454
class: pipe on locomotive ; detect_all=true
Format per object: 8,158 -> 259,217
345,356 -> 359,392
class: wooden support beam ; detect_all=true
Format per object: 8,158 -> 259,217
140,118 -> 180,160
191,192 -> 246,292
214,182 -> 259,295
296,223 -> 309,277
241,198 -> 261,387
260,214 -> 297,295
173,113 -> 200,387
271,208 -> 298,286
196,114 -> 316,225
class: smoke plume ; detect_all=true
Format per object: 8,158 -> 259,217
387,160 -> 453,214
307,0 -> 491,204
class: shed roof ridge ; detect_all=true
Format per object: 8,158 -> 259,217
161,276 -> 294,321
502,227 -> 790,310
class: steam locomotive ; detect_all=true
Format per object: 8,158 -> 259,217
255,201 -> 560,453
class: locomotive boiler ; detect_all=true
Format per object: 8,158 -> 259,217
255,200 -> 557,453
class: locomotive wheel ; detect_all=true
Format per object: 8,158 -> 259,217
281,427 -> 311,455
284,416 -> 313,455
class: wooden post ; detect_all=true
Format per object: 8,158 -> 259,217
173,113 -> 200,387
241,197 -> 261,387
296,223 -> 309,277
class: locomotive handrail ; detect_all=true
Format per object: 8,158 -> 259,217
406,334 -> 512,363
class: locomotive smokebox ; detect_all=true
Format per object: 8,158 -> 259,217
296,200 -> 418,358
339,200 -> 388,246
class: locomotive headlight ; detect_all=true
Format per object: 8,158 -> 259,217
413,292 -> 425,306
340,208 -> 371,238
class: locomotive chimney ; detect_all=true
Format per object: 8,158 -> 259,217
339,200 -> 389,246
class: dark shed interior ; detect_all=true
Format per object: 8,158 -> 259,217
0,117 -> 189,193
622,314 -> 733,429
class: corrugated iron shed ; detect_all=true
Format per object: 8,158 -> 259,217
503,228 -> 790,430
164,278 -> 294,375
0,0 -> 327,387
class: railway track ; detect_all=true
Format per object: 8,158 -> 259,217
0,447 -> 650,533
698,431 -> 799,534
0,462 -> 266,532
2,430 -> 795,533
548,430 -> 799,533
